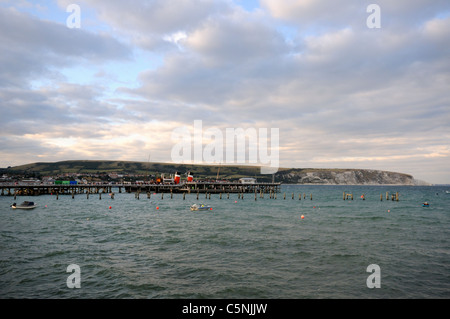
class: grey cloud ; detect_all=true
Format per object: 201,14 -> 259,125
0,7 -> 131,87
261,0 -> 450,31
76,0 -> 233,50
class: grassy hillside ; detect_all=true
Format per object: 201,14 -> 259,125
2,160 -> 416,184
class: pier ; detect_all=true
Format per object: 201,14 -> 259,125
0,181 -> 281,197
125,181 -> 281,194
0,183 -> 115,197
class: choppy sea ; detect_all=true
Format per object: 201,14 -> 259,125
0,185 -> 449,299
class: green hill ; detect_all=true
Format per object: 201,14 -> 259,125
2,160 -> 419,185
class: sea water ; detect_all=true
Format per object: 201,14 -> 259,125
0,185 -> 449,298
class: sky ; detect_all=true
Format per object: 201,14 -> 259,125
0,0 -> 449,184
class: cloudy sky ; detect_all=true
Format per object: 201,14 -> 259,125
0,0 -> 449,183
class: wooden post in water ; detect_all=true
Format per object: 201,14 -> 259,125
396,192 -> 399,201
299,193 -> 301,200
310,193 -> 313,200
197,192 -> 199,200
343,192 -> 346,200
284,192 -> 286,200
183,193 -> 186,200
227,192 -> 230,199
99,192 -> 102,200
292,193 -> 294,200
386,192 -> 389,200
380,194 -> 382,201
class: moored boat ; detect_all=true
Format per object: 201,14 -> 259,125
190,203 -> 212,211
422,202 -> 430,207
11,201 -> 37,209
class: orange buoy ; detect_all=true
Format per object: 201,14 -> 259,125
109,206 -> 112,209
301,215 -> 305,219
156,206 -> 159,210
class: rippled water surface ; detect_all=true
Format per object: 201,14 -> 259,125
1,185 -> 449,298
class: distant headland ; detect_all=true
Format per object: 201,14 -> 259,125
0,160 -> 430,186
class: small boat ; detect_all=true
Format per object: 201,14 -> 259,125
10,201 -> 37,209
190,203 -> 212,211
422,202 -> 430,207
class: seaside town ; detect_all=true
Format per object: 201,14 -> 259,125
0,171 -> 165,186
